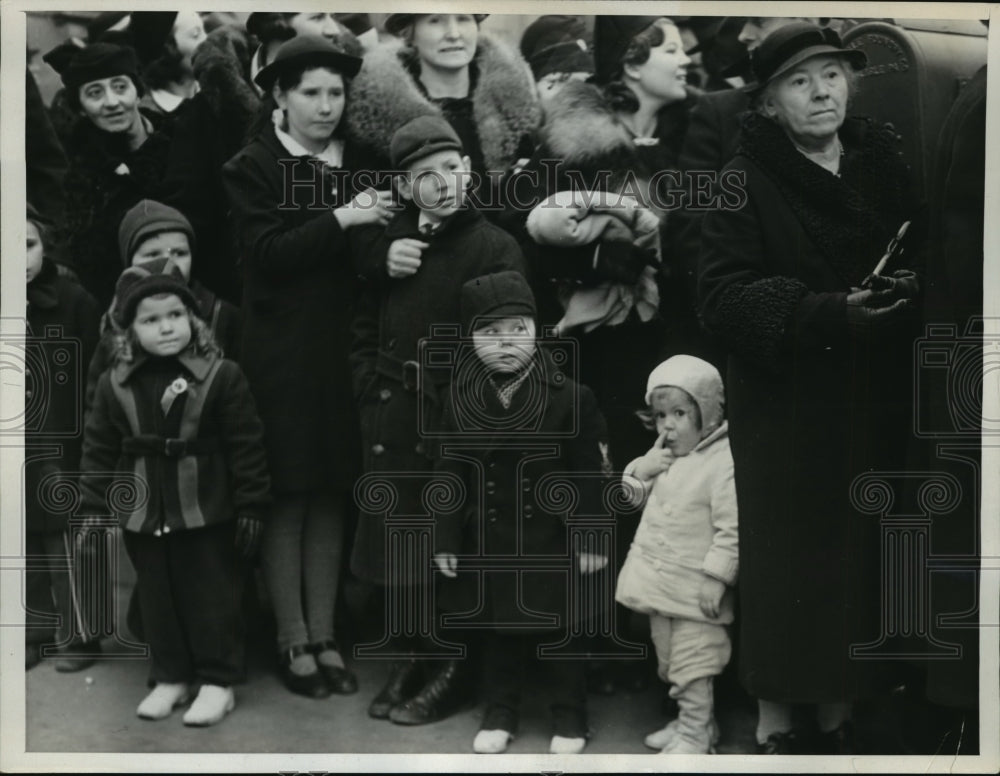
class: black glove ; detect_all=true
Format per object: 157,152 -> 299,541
862,269 -> 921,301
846,288 -> 912,340
235,515 -> 263,559
594,241 -> 655,285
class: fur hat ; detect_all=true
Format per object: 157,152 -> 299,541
128,11 -> 178,65
118,199 -> 195,266
384,13 -> 488,37
461,271 -> 536,333
592,15 -> 661,84
254,33 -> 362,90
45,41 -> 143,100
645,355 -> 725,433
113,258 -> 197,328
390,115 -> 463,169
744,21 -> 867,94
520,15 -> 593,80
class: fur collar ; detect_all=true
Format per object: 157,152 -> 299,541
738,112 -> 912,285
345,33 -> 540,171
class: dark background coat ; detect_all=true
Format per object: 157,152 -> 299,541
222,122 -> 362,495
433,346 -> 611,632
698,113 -> 921,703
347,203 -> 525,585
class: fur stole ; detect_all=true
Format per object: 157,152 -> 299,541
738,112 -> 913,285
345,33 -> 540,171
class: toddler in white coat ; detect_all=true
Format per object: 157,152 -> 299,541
616,355 -> 738,754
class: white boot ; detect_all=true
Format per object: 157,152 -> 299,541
660,677 -> 717,754
549,735 -> 587,754
473,729 -> 513,754
646,716 -> 721,750
136,683 -> 191,720
182,684 -> 235,727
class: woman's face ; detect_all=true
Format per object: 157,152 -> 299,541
78,75 -> 142,134
626,21 -> 690,106
289,13 -> 345,41
26,221 -> 44,284
172,10 -> 207,72
274,67 -> 346,151
763,55 -> 848,145
411,15 -> 479,72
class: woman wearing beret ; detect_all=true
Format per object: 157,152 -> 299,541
698,22 -> 921,753
44,41 -> 172,308
345,13 -> 540,201
223,35 -> 393,700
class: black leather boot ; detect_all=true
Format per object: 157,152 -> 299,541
389,659 -> 472,725
368,659 -> 424,719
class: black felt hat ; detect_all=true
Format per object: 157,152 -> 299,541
45,41 -> 144,97
520,15 -> 593,80
128,11 -> 178,65
114,259 -> 197,328
254,33 -> 362,90
743,21 -> 867,94
461,271 -> 536,333
592,15 -> 661,84
384,13 -> 488,37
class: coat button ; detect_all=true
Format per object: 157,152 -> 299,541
415,442 -> 424,455
372,443 -> 385,456
379,388 -> 392,402
162,525 -> 171,534
387,337 -> 397,350
488,461 -> 496,469
524,505 -> 533,518
153,528 -> 162,537
25,389 -> 33,400
487,508 -> 497,517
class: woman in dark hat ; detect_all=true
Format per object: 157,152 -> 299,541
698,22 -> 922,753
43,40 -> 172,307
502,15 -> 698,696
518,14 -> 594,116
345,13 -> 539,201
246,13 -> 364,91
128,11 -> 207,117
222,35 -> 393,701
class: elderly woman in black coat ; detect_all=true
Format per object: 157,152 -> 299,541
698,22 -> 922,753
222,35 -> 393,701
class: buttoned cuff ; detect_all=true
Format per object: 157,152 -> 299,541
703,550 -> 738,586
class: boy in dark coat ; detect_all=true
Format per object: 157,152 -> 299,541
432,270 -> 611,755
349,115 -> 526,725
24,204 -> 101,671
81,262 -> 270,726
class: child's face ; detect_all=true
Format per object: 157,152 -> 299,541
472,315 -> 537,374
26,221 -> 44,284
132,294 -> 192,357
131,232 -> 193,281
398,150 -> 471,223
650,386 -> 703,456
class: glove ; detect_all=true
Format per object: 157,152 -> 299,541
594,241 -> 655,285
862,269 -> 920,301
235,515 -> 263,559
846,288 -> 911,340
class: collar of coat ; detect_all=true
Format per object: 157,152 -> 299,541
26,259 -> 60,310
384,199 -> 483,240
691,421 -> 728,454
454,344 -> 566,393
113,348 -> 218,385
344,33 -> 540,172
737,112 -> 912,285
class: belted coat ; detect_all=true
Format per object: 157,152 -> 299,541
348,202 -> 525,585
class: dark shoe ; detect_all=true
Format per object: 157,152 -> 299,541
389,659 -> 471,725
309,640 -> 358,695
368,659 -> 425,719
815,720 -> 855,755
278,645 -> 331,699
756,730 -> 805,754
25,644 -> 41,671
54,640 -> 101,673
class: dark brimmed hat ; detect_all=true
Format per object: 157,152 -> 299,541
118,199 -> 196,267
254,33 -> 362,90
245,12 -> 295,46
335,13 -> 373,37
384,13 -> 488,37
44,41 -> 144,98
128,11 -> 178,65
114,259 -> 198,328
520,15 -> 593,80
592,15 -> 662,85
461,271 -> 536,333
743,21 -> 867,94
87,11 -> 131,42
390,115 -> 463,169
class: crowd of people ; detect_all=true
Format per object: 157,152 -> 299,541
23,11 -> 982,756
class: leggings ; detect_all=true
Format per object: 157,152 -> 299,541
261,490 -> 346,652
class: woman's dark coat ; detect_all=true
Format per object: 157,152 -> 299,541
432,346 -> 611,632
698,113 -> 921,703
25,259 -> 100,533
222,122 -> 361,495
60,116 -> 172,308
347,202 -> 525,585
